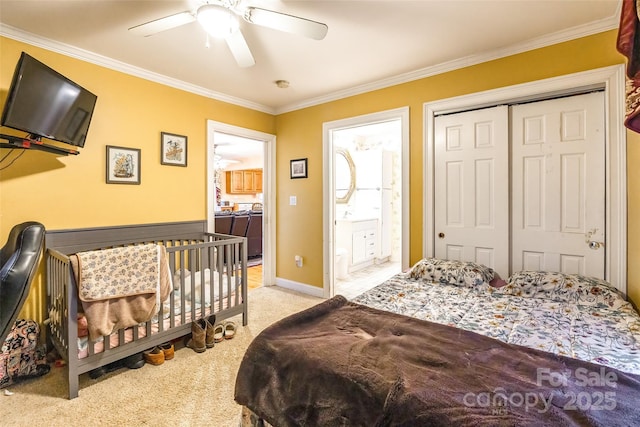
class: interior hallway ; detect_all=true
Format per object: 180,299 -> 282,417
247,264 -> 263,290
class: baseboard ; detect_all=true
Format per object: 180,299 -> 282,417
273,277 -> 324,298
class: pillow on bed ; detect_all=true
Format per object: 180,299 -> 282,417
498,271 -> 626,308
409,258 -> 494,288
489,276 -> 508,288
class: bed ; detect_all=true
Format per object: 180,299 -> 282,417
235,258 -> 640,426
45,220 -> 248,399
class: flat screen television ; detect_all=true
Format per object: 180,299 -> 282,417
1,52 -> 97,148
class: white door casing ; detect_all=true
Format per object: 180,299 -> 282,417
434,106 -> 510,278
322,107 -> 410,299
380,188 -> 392,259
206,120 -> 276,287
511,92 -> 605,277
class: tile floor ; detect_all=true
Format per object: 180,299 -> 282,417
335,261 -> 401,299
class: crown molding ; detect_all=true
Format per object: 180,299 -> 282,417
274,15 -> 619,114
0,24 -> 275,114
1,11 -> 619,116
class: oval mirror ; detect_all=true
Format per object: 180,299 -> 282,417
335,148 -> 355,204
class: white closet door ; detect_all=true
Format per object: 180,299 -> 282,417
434,106 -> 510,277
511,92 -> 605,278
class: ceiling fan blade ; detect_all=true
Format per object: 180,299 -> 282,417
225,29 -> 255,68
129,11 -> 195,37
244,7 -> 328,40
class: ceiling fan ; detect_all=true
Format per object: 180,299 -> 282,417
128,0 -> 328,68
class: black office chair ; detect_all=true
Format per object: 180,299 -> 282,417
0,222 -> 45,344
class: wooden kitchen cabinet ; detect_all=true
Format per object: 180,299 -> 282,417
226,169 -> 263,194
254,170 -> 263,192
229,170 -> 244,193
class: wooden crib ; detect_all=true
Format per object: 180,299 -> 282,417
45,220 -> 248,399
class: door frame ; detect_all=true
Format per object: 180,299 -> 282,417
206,120 -> 276,286
322,107 -> 410,298
423,65 -> 627,295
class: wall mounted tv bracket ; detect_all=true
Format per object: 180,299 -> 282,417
0,133 -> 79,155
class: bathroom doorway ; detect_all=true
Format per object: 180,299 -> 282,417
323,108 -> 410,299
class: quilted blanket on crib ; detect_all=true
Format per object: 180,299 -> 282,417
352,273 -> 640,375
75,244 -> 162,301
71,244 -> 172,340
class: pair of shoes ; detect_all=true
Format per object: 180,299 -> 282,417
186,319 -> 207,353
88,367 -> 107,379
124,352 -> 145,369
88,352 -> 145,379
213,321 -> 237,342
143,347 -> 165,365
224,321 -> 237,340
204,315 -> 217,348
213,323 -> 225,343
143,342 -> 175,365
160,342 -> 174,360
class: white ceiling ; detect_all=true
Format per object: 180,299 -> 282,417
214,131 -> 264,161
0,1 -> 621,115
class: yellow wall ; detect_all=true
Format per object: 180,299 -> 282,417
274,30 -> 640,304
2,29 -> 639,324
627,130 -> 640,307
0,37 -> 275,321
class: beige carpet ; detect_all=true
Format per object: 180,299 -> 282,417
0,286 -> 323,427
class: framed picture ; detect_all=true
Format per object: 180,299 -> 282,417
161,132 -> 188,166
106,145 -> 141,185
290,158 -> 308,179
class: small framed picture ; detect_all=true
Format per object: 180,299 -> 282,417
161,132 -> 188,167
290,158 -> 308,179
106,145 -> 141,185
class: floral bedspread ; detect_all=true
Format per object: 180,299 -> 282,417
352,273 -> 640,375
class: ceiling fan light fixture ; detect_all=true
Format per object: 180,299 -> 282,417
197,4 -> 239,39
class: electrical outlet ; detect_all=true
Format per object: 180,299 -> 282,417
295,255 -> 303,267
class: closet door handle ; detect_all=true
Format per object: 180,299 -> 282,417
585,229 -> 603,250
438,232 -> 445,239
588,241 -> 603,250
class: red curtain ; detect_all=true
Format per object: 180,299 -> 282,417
617,0 -> 640,133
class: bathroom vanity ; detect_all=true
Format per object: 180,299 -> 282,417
336,218 -> 378,273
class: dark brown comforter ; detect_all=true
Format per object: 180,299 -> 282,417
235,295 -> 640,426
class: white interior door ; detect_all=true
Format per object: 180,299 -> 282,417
434,105 -> 510,277
511,92 -> 605,277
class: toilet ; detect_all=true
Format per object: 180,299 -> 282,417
335,248 -> 348,279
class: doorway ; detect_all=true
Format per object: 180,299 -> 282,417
323,107 -> 410,299
206,120 -> 276,288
